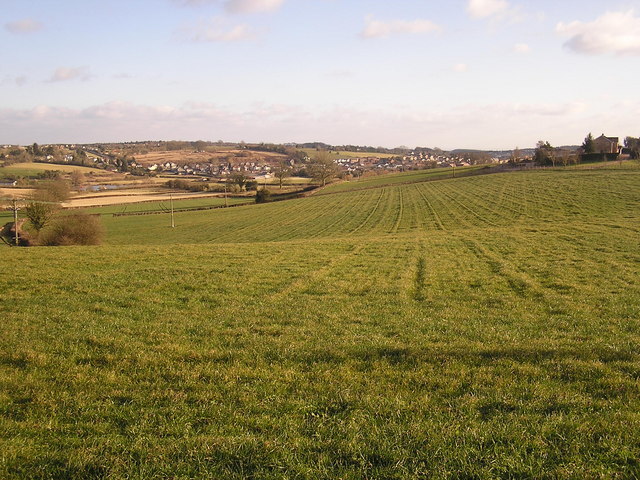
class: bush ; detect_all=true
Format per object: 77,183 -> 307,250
255,188 -> 272,203
165,179 -> 209,192
41,212 -> 104,246
35,179 -> 70,202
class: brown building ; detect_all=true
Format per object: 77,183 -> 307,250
593,134 -> 621,154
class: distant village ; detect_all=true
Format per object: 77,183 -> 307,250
1,133 -> 637,184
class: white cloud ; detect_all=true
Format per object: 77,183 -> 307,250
557,10 -> 640,56
179,17 -> 256,42
4,18 -> 43,33
513,43 -> 531,54
466,0 -> 509,19
453,63 -> 468,73
173,0 -> 216,5
47,67 -> 92,83
0,99 -> 599,149
2,75 -> 28,86
225,0 -> 284,14
361,16 -> 441,39
173,0 -> 285,13
507,102 -> 587,116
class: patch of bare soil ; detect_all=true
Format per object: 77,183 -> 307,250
63,191 -> 224,208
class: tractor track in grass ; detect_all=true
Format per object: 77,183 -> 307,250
305,190 -> 370,239
421,182 -> 477,230
347,188 -> 386,235
391,187 -> 404,234
269,243 -> 366,301
413,184 -> 445,231
457,235 -> 587,319
205,197 -> 304,243
429,182 -> 499,228
460,235 -> 546,299
451,178 -> 528,225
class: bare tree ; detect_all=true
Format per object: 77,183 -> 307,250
70,170 -> 85,189
36,179 -> 70,202
228,172 -> 249,191
273,160 -> 291,189
308,150 -> 339,187
24,179 -> 69,235
510,147 -> 521,164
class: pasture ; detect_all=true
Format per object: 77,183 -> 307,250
1,168 -> 639,478
85,195 -> 251,215
0,162 -> 107,177
300,148 -> 398,160
320,165 -> 485,194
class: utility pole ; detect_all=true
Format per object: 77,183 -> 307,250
11,198 -> 19,246
170,194 -> 175,228
224,182 -> 228,207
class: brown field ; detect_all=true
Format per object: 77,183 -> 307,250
63,190 -> 225,208
0,187 -> 35,200
133,149 -> 287,166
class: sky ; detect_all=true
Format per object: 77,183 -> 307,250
1,0 -> 640,149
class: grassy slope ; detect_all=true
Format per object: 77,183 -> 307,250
321,165 -> 485,194
300,149 -> 398,160
102,169 -> 639,245
85,196 -> 251,216
1,168 -> 639,479
0,162 -> 105,177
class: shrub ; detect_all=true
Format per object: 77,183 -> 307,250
165,179 -> 209,192
35,179 -> 70,202
41,212 -> 104,246
25,201 -> 59,232
255,188 -> 272,204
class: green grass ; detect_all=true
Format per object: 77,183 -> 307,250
1,168 -> 639,478
0,162 -> 105,178
300,148 -> 398,160
101,169 -> 639,245
322,165 -> 486,193
83,196 -> 252,216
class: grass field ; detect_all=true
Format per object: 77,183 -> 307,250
1,168 -> 639,478
85,196 -> 252,216
300,148 -> 398,160
0,162 -> 107,177
321,165 -> 486,194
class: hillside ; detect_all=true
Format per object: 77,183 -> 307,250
1,167 -> 639,479
101,168 -> 639,245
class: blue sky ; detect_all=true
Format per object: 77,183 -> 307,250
2,0 -> 640,149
